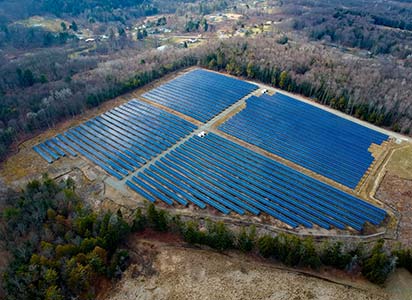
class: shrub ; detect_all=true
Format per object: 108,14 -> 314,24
321,241 -> 352,269
182,221 -> 204,245
257,235 -> 276,258
236,226 -> 256,253
204,221 -> 233,251
362,239 -> 395,284
131,208 -> 146,232
147,204 -> 169,232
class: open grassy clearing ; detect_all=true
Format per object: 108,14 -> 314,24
14,15 -> 68,32
103,236 -> 389,300
205,13 -> 243,23
385,144 -> 412,180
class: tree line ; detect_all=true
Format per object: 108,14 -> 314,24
0,24 -> 76,49
200,40 -> 411,134
0,49 -> 198,161
2,177 -> 412,300
38,0 -> 146,17
1,37 -> 410,162
132,202 -> 412,286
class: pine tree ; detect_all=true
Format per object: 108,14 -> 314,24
257,235 -> 275,258
246,62 -> 255,78
70,21 -> 78,32
362,239 -> 395,284
236,226 -> 256,252
279,71 -> 289,89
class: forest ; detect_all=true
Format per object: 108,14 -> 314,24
2,177 -> 412,299
0,176 -> 131,299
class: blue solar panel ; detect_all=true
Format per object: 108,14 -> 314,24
51,137 -> 77,157
130,133 -> 386,230
219,93 -> 389,189
45,140 -> 66,157
32,145 -> 53,163
33,99 -> 197,179
38,143 -> 60,160
142,69 -> 258,122
32,70 -> 387,232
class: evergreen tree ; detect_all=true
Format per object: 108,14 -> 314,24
362,239 -> 395,284
321,241 -> 352,269
204,221 -> 233,251
132,208 -> 146,232
300,237 -> 321,269
137,29 -> 144,40
279,71 -> 289,89
236,226 -> 256,252
147,203 -> 168,232
257,235 -> 275,258
246,62 -> 255,78
70,21 -> 78,32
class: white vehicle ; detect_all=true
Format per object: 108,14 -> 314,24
197,131 -> 207,138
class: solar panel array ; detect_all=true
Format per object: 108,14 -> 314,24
142,69 -> 258,122
219,93 -> 389,189
32,69 -> 388,231
33,99 -> 197,179
127,133 -> 387,230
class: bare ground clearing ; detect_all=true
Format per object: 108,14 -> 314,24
101,236 -> 389,300
375,145 -> 412,246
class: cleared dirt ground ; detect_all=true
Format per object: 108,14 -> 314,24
102,236 -> 388,300
376,144 -> 412,246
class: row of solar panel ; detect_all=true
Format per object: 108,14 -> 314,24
266,93 -> 388,144
126,133 -> 386,230
219,93 -> 389,189
247,95 -> 383,151
33,100 -> 197,179
219,121 -> 369,187
142,69 -> 258,122
249,98 -> 378,159
33,137 -> 77,164
143,85 -> 247,122
257,94 -> 386,154
219,122 -> 364,188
